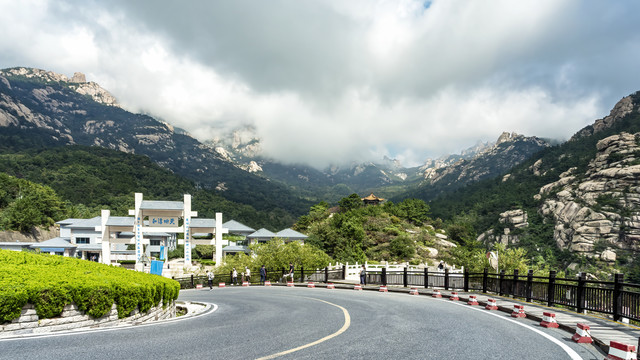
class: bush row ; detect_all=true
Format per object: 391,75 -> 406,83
0,250 -> 180,323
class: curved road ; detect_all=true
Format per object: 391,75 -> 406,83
0,287 -> 604,359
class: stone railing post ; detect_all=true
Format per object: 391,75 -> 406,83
424,267 -> 429,289
613,273 -> 624,321
577,272 -> 586,313
547,270 -> 556,307
526,270 -> 533,302
444,268 -> 450,290
482,268 -> 488,293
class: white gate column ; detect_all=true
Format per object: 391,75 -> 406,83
215,212 -> 228,266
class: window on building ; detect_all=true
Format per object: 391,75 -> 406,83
76,237 -> 90,244
150,240 -> 161,246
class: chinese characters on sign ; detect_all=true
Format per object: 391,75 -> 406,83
136,216 -> 142,261
149,217 -> 178,227
184,218 -> 191,262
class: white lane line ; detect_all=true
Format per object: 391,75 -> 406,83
445,300 -> 582,360
255,296 -> 351,360
0,303 -> 219,342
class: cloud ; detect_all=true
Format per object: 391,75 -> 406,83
1,0 -> 640,168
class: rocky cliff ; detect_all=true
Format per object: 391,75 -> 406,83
539,132 -> 640,261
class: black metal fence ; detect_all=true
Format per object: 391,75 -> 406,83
173,266 -> 640,322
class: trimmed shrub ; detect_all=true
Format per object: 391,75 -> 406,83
0,249 -> 180,323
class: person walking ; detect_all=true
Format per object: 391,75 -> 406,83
232,267 -> 238,285
207,270 -> 214,291
260,265 -> 267,285
245,266 -> 251,283
288,262 -> 294,283
360,264 -> 366,286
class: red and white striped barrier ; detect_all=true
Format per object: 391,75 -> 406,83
242,281 -> 250,287
354,284 -> 362,290
511,304 -> 526,318
467,295 -> 479,306
605,341 -> 637,360
196,284 -> 203,289
307,282 -> 315,288
219,282 -> 226,288
287,281 -> 295,287
449,292 -> 459,301
264,281 -> 271,286
571,323 -> 592,344
432,290 -> 442,298
485,298 -> 498,310
327,283 -> 335,289
410,288 -> 419,295
540,312 -> 559,328
379,285 -> 388,292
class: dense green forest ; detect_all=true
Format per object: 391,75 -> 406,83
0,146 -> 297,231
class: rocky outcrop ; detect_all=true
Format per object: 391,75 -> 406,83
477,209 -> 529,245
570,96 -> 634,140
0,68 -> 120,107
540,132 -> 640,257
422,132 -> 549,186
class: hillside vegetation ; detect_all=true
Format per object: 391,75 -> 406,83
295,195 -> 443,264
0,146 -> 297,230
0,249 -> 179,323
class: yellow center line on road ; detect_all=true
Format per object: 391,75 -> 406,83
255,296 -> 351,360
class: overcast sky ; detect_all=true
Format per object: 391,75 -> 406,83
1,0 -> 640,168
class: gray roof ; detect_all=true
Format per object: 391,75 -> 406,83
140,200 -> 184,210
56,218 -> 83,226
223,220 -> 255,234
30,237 -> 76,249
247,228 -> 276,239
276,228 -> 308,240
0,242 -> 35,247
77,244 -> 103,251
67,217 -> 101,229
105,216 -> 134,227
190,218 -> 215,228
222,245 -> 250,253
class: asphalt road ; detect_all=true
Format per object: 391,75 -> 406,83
0,286 -> 605,360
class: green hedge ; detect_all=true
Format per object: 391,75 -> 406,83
0,250 -> 180,322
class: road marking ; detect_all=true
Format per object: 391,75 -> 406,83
0,303 -> 219,342
446,300 -> 582,360
255,296 -> 351,360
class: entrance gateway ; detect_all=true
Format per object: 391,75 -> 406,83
98,193 -> 228,270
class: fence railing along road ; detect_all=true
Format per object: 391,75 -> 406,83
174,267 -> 640,323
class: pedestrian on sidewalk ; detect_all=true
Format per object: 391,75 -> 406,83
245,266 -> 251,283
232,267 -> 238,285
260,265 -> 267,285
207,270 -> 214,290
288,262 -> 294,282
360,264 -> 366,286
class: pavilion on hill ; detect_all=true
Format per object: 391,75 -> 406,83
362,193 -> 384,206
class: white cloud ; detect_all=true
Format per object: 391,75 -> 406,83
1,0 -> 639,168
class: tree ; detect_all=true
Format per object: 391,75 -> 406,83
389,234 -> 415,259
391,198 -> 430,225
338,193 -> 362,212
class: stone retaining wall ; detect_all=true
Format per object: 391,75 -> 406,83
0,301 -> 176,338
